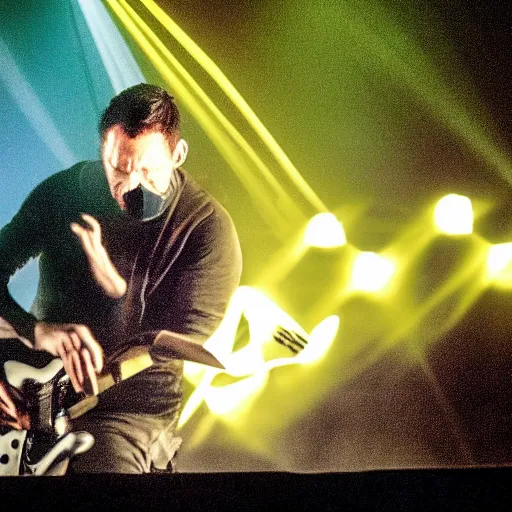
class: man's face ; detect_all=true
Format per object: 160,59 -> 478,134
102,125 -> 186,210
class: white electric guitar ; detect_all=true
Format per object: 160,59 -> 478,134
0,355 -> 92,476
0,330 -> 224,476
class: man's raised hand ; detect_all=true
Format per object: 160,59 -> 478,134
70,214 -> 127,299
34,322 -> 104,395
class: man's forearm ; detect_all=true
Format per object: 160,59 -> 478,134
71,214 -> 127,299
0,285 -> 37,346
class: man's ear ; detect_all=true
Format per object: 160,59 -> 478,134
172,139 -> 188,168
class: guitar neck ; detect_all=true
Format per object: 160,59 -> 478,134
67,349 -> 153,420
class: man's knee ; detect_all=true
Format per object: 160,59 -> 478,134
70,430 -> 150,474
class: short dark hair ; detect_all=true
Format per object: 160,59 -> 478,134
99,83 -> 181,150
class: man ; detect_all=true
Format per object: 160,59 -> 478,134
0,83 -> 242,473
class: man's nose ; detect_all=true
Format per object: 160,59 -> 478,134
127,168 -> 142,190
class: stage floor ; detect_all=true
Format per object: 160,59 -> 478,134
1,467 -> 512,509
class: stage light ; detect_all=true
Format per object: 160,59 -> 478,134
76,0 -> 144,93
295,315 -> 340,364
434,194 -> 473,235
304,213 -> 346,248
179,286 -> 339,427
487,242 -> 512,285
349,252 -> 395,292
205,371 -> 267,417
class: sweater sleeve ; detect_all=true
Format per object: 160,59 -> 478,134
0,183 -> 50,344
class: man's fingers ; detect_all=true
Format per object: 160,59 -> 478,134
51,323 -> 104,373
60,333 -> 75,354
81,214 -> 101,235
70,222 -> 87,238
60,350 -> 83,393
80,348 -> 99,396
0,409 -> 24,430
74,325 -> 103,373
0,417 -> 22,430
0,382 -> 18,415
74,215 -> 102,247
0,400 -> 10,415
69,330 -> 82,351
70,350 -> 84,387
0,406 -> 11,417
71,223 -> 96,256
0,400 -> 17,420
0,383 -> 27,415
0,382 -> 30,430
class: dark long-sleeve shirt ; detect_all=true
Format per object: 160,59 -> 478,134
0,161 -> 242,414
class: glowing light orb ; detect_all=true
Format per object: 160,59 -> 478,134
487,243 -> 512,287
304,213 -> 346,248
350,252 -> 395,292
434,194 -> 473,235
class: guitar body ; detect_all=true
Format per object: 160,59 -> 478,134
0,339 -> 156,475
0,339 -> 79,433
0,338 -> 90,475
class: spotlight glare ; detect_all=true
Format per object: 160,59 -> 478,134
205,372 -> 267,417
350,252 -> 395,293
487,243 -> 512,286
304,213 -> 346,248
296,315 -> 340,364
434,194 -> 473,235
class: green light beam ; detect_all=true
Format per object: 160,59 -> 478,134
338,2 -> 512,185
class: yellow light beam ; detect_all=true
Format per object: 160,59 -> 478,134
380,238 -> 489,353
305,211 -> 436,325
305,226 -> 488,400
405,346 -> 475,464
106,0 -> 295,238
314,249 -> 487,434
137,0 -> 328,213
117,0 -> 305,226
339,2 -> 512,186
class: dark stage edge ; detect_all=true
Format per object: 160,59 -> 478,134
1,468 -> 512,509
